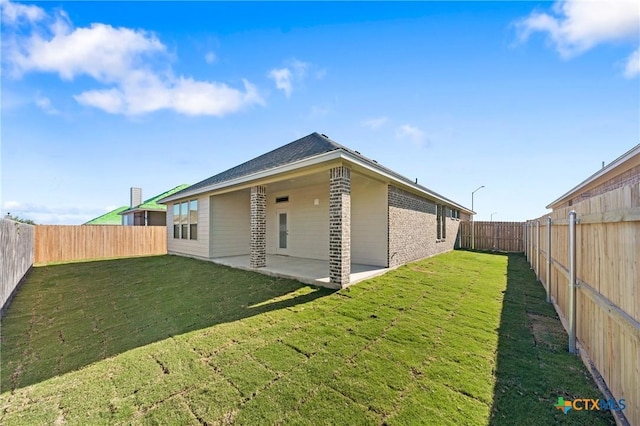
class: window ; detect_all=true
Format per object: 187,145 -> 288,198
173,200 -> 198,240
173,205 -> 180,238
189,200 -> 198,240
436,204 -> 447,240
275,196 -> 289,203
180,202 -> 188,239
451,209 -> 460,219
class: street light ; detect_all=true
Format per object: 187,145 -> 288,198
491,212 -> 498,222
471,185 -> 484,250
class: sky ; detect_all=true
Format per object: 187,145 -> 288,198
1,0 -> 638,224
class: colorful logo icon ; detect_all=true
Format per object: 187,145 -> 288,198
554,396 -> 626,414
555,397 -> 573,414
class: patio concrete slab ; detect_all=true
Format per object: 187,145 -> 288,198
211,254 -> 389,288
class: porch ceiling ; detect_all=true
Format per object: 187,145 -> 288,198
264,169 -> 385,193
265,170 -> 330,193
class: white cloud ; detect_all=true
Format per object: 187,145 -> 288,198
9,22 -> 165,82
309,104 -> 330,118
0,0 -> 45,25
315,68 -> 327,80
624,48 -> 640,78
268,67 -> 293,97
3,1 -> 264,116
516,0 -> 639,76
34,93 -> 59,114
289,59 -> 308,77
2,200 -> 23,210
362,116 -> 389,130
268,58 -> 314,98
75,77 -> 263,116
396,124 -> 427,148
204,51 -> 216,64
74,88 -> 124,114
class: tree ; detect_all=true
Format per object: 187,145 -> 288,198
4,213 -> 36,225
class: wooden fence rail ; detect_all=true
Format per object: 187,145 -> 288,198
34,225 -> 167,265
458,221 -> 524,252
525,184 -> 639,426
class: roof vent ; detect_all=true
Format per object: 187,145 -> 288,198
321,133 -> 328,138
355,151 -> 361,155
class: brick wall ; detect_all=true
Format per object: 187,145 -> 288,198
329,166 -> 351,287
387,186 -> 461,268
250,185 -> 266,268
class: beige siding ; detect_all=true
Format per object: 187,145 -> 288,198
210,190 -> 250,257
166,195 -> 209,258
351,175 -> 388,266
266,183 -> 329,260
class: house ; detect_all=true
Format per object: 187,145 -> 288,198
84,206 -> 129,225
546,143 -> 640,210
119,184 -> 189,226
159,132 -> 472,288
84,185 -> 189,226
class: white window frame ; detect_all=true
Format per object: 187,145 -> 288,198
172,200 -> 198,240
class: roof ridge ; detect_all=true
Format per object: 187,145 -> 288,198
84,206 -> 128,225
140,184 -> 190,204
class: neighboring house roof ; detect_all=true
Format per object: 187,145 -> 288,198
160,132 -> 472,213
84,206 -> 128,225
546,143 -> 640,209
120,184 -> 190,215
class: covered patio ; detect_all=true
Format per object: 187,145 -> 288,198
211,254 -> 390,288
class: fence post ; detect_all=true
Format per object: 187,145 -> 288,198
493,222 -> 497,251
529,221 -> 534,270
536,220 -> 540,280
546,216 -> 552,304
529,221 -> 533,268
525,222 -> 528,261
568,210 -> 577,354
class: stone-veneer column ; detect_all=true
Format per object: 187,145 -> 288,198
329,166 -> 351,287
250,185 -> 266,268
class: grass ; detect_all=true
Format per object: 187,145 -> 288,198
0,252 -> 614,425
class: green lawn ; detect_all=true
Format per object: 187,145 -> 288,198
0,252 -> 613,425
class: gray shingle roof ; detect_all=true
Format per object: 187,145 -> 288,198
173,132 -> 343,195
168,132 -> 469,211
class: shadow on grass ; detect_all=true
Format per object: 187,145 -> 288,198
489,253 -> 614,425
0,255 -> 334,393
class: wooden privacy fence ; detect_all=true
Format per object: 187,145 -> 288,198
1,219 -> 34,316
35,225 -> 167,265
525,184 -> 639,426
458,221 -> 524,252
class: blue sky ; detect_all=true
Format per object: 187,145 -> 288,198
1,0 -> 638,224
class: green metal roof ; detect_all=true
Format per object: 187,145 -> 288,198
120,184 -> 190,215
84,206 -> 128,225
